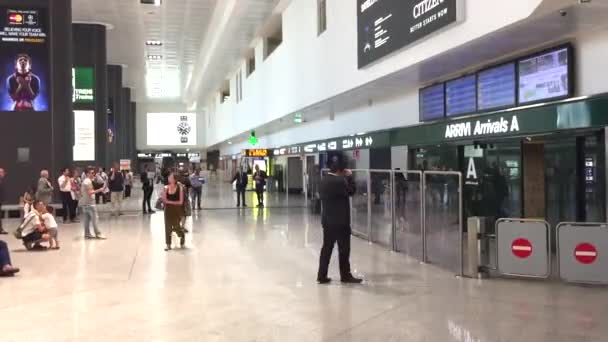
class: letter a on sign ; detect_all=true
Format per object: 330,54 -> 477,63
466,157 -> 477,180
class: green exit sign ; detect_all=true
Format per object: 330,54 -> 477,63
294,113 -> 303,124
249,132 -> 258,146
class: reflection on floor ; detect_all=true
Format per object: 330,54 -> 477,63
0,182 -> 606,341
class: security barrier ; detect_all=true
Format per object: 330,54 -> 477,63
370,170 -> 393,248
557,222 -> 608,285
393,171 -> 424,261
350,170 -> 370,240
495,218 -> 551,279
423,171 -> 463,275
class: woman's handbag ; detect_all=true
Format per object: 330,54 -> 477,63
155,197 -> 164,211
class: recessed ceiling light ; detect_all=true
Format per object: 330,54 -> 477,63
140,0 -> 161,5
147,55 -> 162,60
146,40 -> 163,46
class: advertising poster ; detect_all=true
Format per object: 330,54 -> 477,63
147,112 -> 197,146
72,67 -> 94,104
73,110 -> 95,161
0,7 -> 49,111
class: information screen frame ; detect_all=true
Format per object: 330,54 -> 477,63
476,61 -> 517,112
516,43 -> 574,106
419,83 -> 445,122
357,0 -> 463,69
445,74 -> 477,117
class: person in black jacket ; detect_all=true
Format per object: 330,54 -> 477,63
232,167 -> 249,207
141,167 -> 155,214
253,165 -> 267,207
0,168 -> 6,234
317,156 -> 362,284
108,163 -> 124,216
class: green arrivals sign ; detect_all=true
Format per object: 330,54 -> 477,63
392,96 -> 608,146
72,67 -> 95,104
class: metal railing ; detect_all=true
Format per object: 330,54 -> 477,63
319,169 -> 463,276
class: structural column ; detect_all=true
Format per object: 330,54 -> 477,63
0,0 -> 72,202
72,23 -> 108,167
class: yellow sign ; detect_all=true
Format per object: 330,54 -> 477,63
246,149 -> 269,157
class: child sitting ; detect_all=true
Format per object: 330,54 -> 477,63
40,206 -> 59,250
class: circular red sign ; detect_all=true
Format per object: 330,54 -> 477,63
574,243 -> 598,264
511,238 -> 533,258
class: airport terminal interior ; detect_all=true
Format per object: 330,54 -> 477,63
1,0 -> 608,341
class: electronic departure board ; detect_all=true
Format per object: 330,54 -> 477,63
419,84 -> 445,121
477,63 -> 516,111
446,75 -> 476,117
518,46 -> 571,104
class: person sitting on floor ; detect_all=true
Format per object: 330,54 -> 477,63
19,200 -> 50,250
0,240 -> 19,276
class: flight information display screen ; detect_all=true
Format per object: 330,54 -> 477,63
446,75 -> 476,117
518,47 -> 570,104
419,83 -> 445,121
477,63 -> 516,110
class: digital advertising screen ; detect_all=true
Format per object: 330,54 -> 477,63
419,83 -> 445,121
0,7 -> 49,112
73,67 -> 94,104
518,46 -> 571,104
357,0 -> 460,68
73,110 -> 95,161
147,112 -> 197,146
477,63 -> 516,111
446,75 -> 476,117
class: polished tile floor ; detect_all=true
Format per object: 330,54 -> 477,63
1,184 -> 607,342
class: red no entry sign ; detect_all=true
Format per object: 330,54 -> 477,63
512,238 -> 533,258
574,243 -> 598,264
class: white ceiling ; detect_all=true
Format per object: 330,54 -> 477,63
72,0 -> 280,103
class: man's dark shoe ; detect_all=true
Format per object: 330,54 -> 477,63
0,230 -> 8,235
341,276 -> 363,284
317,277 -> 332,285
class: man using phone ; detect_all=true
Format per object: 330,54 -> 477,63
253,165 -> 267,208
317,155 -> 362,284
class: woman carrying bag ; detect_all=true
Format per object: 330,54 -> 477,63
161,173 -> 187,251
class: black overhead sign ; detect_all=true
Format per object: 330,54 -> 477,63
357,0 -> 461,68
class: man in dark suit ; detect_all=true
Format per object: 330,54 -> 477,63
232,167 -> 249,207
317,156 -> 362,284
253,165 -> 267,208
141,167 -> 155,214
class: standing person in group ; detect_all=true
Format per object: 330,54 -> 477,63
190,168 -> 203,210
141,167 -> 155,214
70,168 -> 82,221
253,165 -> 267,208
81,168 -> 107,239
108,163 -> 124,217
161,173 -> 185,251
0,168 -> 6,234
36,169 -> 54,205
94,167 -> 107,204
232,167 -> 248,208
58,168 -> 76,223
123,169 -> 133,198
317,155 -> 362,285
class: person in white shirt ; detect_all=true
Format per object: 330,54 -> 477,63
81,167 -> 107,239
58,168 -> 76,223
40,205 -> 59,249
20,200 -> 50,250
